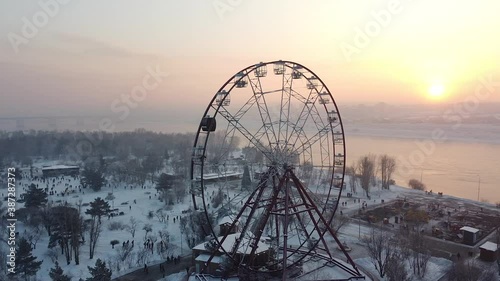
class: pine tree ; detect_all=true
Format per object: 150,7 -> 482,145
156,173 -> 173,191
16,237 -> 42,281
85,197 -> 111,222
142,153 -> 163,181
156,173 -> 174,203
48,206 -> 82,265
80,167 -> 106,191
49,261 -> 71,281
241,165 -> 251,190
86,259 -> 112,281
23,183 -> 48,208
86,198 -> 110,259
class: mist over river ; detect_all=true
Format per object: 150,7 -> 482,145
346,135 -> 500,204
2,118 -> 499,203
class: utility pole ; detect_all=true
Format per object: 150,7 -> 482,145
358,200 -> 361,239
477,174 -> 481,201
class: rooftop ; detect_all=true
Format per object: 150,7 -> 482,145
218,216 -> 235,226
195,254 -> 223,264
193,233 -> 270,255
480,241 -> 498,252
459,226 -> 479,233
42,165 -> 79,171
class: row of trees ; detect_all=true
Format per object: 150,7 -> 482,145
346,154 -> 432,194
19,184 -> 115,264
0,130 -> 192,164
48,259 -> 112,281
0,131 -> 196,188
363,228 -> 431,280
364,227 -> 499,281
2,199 -> 106,281
80,151 -> 166,192
346,154 -> 397,197
5,236 -> 111,281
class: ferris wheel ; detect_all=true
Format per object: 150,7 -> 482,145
190,60 -> 362,279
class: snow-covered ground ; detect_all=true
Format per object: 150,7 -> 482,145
12,163 -> 194,280
355,256 -> 452,281
8,160 -> 500,281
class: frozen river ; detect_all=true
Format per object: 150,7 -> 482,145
346,135 -> 500,204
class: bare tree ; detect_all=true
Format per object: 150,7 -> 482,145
24,225 -> 43,249
386,251 -> 412,281
447,259 -> 497,281
117,243 -> 134,262
212,187 -> 224,208
155,209 -> 166,223
363,228 -> 395,278
143,223 -> 152,240
135,247 -> 152,266
157,228 -> 171,257
408,179 -> 426,191
45,248 -> 59,263
357,155 -> 376,198
379,155 -> 396,189
330,212 -> 350,235
408,231 -> 431,278
88,215 -> 102,260
48,206 -> 82,265
125,217 -> 139,238
346,164 -> 357,193
180,211 -> 213,248
158,228 -> 170,244
174,184 -> 187,203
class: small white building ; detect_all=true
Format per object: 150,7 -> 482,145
459,226 -> 480,245
192,233 -> 271,275
42,165 -> 80,178
479,241 -> 498,262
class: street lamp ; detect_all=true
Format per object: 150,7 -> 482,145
358,199 -> 361,239
477,174 -> 481,201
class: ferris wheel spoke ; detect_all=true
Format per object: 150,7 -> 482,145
212,124 -> 239,165
286,89 -> 320,148
248,75 -> 278,149
277,72 -> 293,145
216,106 -> 273,161
291,124 -> 331,157
290,99 -> 331,153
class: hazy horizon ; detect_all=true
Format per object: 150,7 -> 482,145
1,0 -> 500,122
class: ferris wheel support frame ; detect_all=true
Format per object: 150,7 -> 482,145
190,60 -> 362,280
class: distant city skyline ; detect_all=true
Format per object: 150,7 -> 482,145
1,0 -> 499,124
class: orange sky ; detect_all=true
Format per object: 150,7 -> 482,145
0,0 -> 499,119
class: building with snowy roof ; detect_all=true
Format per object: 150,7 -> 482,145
218,216 -> 239,236
479,241 -> 498,262
42,165 -> 80,178
459,226 -> 480,245
192,233 -> 271,275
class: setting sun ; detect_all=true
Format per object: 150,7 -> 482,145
428,84 -> 445,100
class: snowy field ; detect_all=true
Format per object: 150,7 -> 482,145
6,159 -> 500,281
11,161 -> 195,280
355,256 -> 452,281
